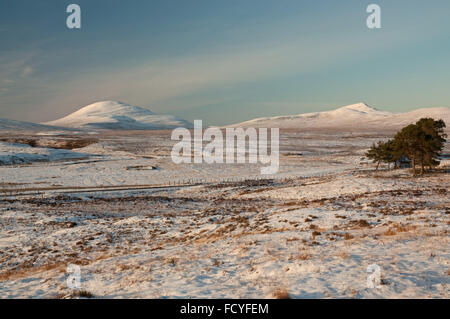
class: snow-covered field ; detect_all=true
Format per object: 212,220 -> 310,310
0,130 -> 448,298
0,142 -> 89,166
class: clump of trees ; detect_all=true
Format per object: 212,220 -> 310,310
365,118 -> 447,176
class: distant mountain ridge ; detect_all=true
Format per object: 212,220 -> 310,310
42,101 -> 193,130
2,102 -> 449,132
228,103 -> 450,131
0,118 -> 66,131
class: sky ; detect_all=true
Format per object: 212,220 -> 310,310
0,0 -> 450,126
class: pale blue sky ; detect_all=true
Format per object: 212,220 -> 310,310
1,0 -> 449,125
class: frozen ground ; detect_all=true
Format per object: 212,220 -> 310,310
0,142 -> 89,166
0,130 -> 385,189
0,130 -> 448,298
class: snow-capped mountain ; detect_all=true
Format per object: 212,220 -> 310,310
43,101 -> 193,130
228,103 -> 450,131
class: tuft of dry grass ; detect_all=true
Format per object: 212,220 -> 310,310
272,288 -> 291,299
0,262 -> 67,281
336,252 -> 351,259
52,289 -> 96,299
355,219 -> 370,227
0,137 -> 98,150
165,257 -> 177,266
311,230 -> 321,237
383,223 -> 418,236
344,233 -> 354,240
117,264 -> 132,271
72,290 -> 95,298
297,253 -> 311,260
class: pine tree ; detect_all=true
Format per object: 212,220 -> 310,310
384,139 -> 398,169
365,142 -> 384,170
391,118 -> 446,176
415,118 -> 447,175
366,118 -> 446,176
392,124 -> 421,175
365,140 -> 396,170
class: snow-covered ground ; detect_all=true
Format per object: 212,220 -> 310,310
0,142 -> 89,166
0,131 -> 448,298
0,131 -> 383,189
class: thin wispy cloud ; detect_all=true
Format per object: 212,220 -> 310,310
39,25 -> 420,121
22,66 -> 34,77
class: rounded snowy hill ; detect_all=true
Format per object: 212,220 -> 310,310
43,101 -> 192,130
228,103 -> 450,131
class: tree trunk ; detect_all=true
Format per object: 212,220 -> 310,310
420,153 -> 424,176
411,155 -> 416,176
376,162 -> 380,171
